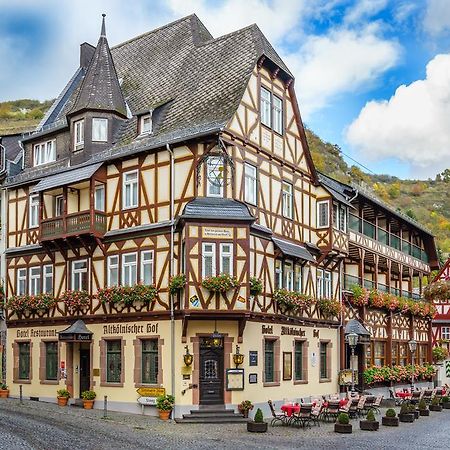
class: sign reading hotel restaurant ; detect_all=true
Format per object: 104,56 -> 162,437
202,227 -> 233,239
136,387 -> 165,397
16,329 -> 58,338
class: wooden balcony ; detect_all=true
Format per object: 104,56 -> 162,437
40,210 -> 107,241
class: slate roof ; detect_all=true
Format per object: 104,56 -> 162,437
272,237 -> 316,263
344,319 -> 371,337
318,172 -> 355,208
59,319 -> 93,337
182,197 -> 254,221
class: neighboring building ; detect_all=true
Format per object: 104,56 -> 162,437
430,258 -> 450,346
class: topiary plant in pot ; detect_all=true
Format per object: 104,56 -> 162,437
429,396 -> 443,412
441,396 -> 450,409
409,402 -> 419,420
382,408 -> 399,427
399,402 -> 414,423
360,409 -> 379,431
335,412 -> 352,434
0,383 -> 9,399
418,399 -> 429,416
247,408 -> 268,433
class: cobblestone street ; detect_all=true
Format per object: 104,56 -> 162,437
0,399 -> 447,449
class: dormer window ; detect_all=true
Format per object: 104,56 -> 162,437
92,118 -> 108,142
140,113 -> 152,135
74,119 -> 85,149
33,140 -> 56,166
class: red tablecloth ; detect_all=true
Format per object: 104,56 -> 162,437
396,392 -> 411,399
323,399 -> 348,408
281,404 -> 300,417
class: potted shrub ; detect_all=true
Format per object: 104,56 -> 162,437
334,412 -> 352,434
0,383 -> 9,398
81,390 -> 96,409
429,396 -> 443,412
441,395 -> 450,409
57,388 -> 70,407
360,409 -> 379,431
238,400 -> 254,418
382,408 -> 399,427
398,402 -> 414,422
247,408 -> 267,433
156,394 -> 175,420
418,399 -> 429,416
409,402 -> 419,420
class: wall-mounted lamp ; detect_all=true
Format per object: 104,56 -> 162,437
183,345 -> 193,367
233,345 -> 244,368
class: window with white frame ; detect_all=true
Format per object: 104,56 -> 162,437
317,201 -> 329,228
17,268 -> 27,296
107,255 -> 119,287
332,203 -> 347,232
220,243 -> 233,275
260,87 -> 271,127
29,267 -> 41,295
442,327 -> 450,340
92,118 -> 108,142
260,86 -> 283,134
95,184 -> 105,211
202,243 -> 216,278
282,181 -> 293,219
29,194 -> 39,228
295,264 -> 302,292
74,119 -> 84,148
34,140 -> 56,166
275,259 -> 283,289
284,260 -> 294,291
317,269 -> 332,299
123,170 -> 138,209
43,265 -> 53,294
206,156 -> 224,197
276,260 -> 303,291
272,95 -> 283,134
244,163 -> 257,205
140,114 -> 152,135
141,251 -> 154,285
72,260 -> 88,291
55,195 -> 64,217
122,253 -> 137,286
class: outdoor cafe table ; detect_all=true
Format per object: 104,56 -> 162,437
396,392 -> 411,399
323,398 -> 348,408
281,404 -> 300,417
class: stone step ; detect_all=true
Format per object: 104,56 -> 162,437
175,416 -> 248,424
188,409 -> 237,416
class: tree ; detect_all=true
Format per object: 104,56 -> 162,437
440,169 -> 450,183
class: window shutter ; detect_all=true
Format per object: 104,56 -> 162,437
302,341 -> 309,382
134,339 -> 141,385
39,342 -> 45,382
326,343 -> 331,380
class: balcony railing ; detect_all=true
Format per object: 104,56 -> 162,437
41,210 -> 107,241
349,214 -> 428,263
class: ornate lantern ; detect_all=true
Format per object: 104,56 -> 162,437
233,345 -> 244,368
183,345 -> 193,367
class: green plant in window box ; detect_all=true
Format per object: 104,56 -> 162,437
317,298 -> 342,318
249,277 -> 263,296
169,274 -> 186,295
202,274 -> 239,293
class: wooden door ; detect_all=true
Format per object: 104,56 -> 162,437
199,338 -> 224,405
79,348 -> 90,395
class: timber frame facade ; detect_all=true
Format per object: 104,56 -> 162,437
3,15 -> 438,416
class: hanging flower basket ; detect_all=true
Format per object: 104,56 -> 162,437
202,274 -> 239,293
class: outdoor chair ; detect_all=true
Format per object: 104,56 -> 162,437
363,395 -> 375,413
290,404 -> 313,428
268,400 -> 289,426
410,391 -> 422,405
368,395 -> 383,414
348,398 -> 360,418
338,400 -> 351,415
389,388 -> 402,406
325,400 -> 340,422
422,390 -> 433,404
356,396 -> 366,417
311,401 -> 323,426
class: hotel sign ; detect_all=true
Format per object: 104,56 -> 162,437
136,387 -> 165,397
59,333 -> 92,342
202,227 -> 233,239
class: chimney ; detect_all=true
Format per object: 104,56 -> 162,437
80,42 -> 96,69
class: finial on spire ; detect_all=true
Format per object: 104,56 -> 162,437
101,13 -> 106,37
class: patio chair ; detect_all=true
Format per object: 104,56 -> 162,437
389,388 -> 402,406
355,396 -> 366,417
410,391 -> 422,405
368,395 -> 383,414
291,404 -> 313,428
338,400 -> 351,415
268,400 -> 289,426
422,390 -> 433,404
363,395 -> 375,413
311,401 -> 323,427
325,400 -> 340,422
348,398 -> 360,418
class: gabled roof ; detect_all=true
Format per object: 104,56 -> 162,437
182,197 -> 254,221
318,172 -> 355,208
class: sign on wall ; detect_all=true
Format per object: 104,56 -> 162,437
226,369 -> 245,391
202,227 -> 233,239
249,351 -> 258,366
249,373 -> 258,384
136,387 -> 165,397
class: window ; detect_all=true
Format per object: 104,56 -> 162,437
142,339 -> 158,384
282,181 -> 293,219
74,119 -> 84,148
272,95 -> 283,134
43,265 -> 53,294
276,261 -> 302,291
317,269 -> 332,299
373,341 -> 386,366
34,140 -> 56,166
106,340 -> 122,383
332,203 -> 347,232
55,195 -> 64,217
317,201 -> 329,228
140,114 -> 152,135
122,253 -> 137,286
275,260 -> 283,289
320,342 -> 329,379
45,342 -> 58,380
244,163 -> 257,205
264,339 -> 275,383
29,194 -> 39,228
95,184 -> 105,211
123,170 -> 138,209
260,87 -> 283,134
18,342 -> 30,380
294,341 -> 306,381
442,327 -> 450,340
72,260 -> 88,291
17,268 -> 27,296
92,118 -> 108,142
418,343 -> 428,365
202,243 -> 216,278
260,87 -> 271,127
220,243 -> 233,275
284,261 -> 293,291
206,156 -> 224,197
29,267 -> 41,295
294,265 -> 302,292
141,251 -> 154,285
107,255 -> 119,287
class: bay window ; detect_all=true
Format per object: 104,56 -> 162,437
220,243 -> 233,275
92,118 -> 108,142
275,260 -> 303,292
95,184 -> 105,211
317,201 -> 329,228
202,243 -> 216,278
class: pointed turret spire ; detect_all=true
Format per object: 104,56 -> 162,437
68,14 -> 127,118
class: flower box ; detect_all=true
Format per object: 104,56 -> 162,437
360,420 -> 379,431
382,416 -> 399,427
399,413 -> 414,423
247,421 -> 267,433
334,423 -> 352,433
429,404 -> 442,412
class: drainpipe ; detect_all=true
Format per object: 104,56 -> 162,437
166,143 -> 175,407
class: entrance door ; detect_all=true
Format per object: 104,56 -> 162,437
199,338 -> 224,405
79,348 -> 90,395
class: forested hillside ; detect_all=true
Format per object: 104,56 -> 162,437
0,99 -> 52,134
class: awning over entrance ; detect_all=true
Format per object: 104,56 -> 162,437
272,237 -> 316,263
31,162 -> 103,193
58,319 -> 93,342
344,319 -> 371,343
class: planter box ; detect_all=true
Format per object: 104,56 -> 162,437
0,390 -> 9,399
334,423 -> 352,434
399,413 -> 415,423
382,416 -> 399,427
360,420 -> 379,431
442,402 -> 450,409
419,409 -> 430,416
247,422 -> 268,433
413,410 -> 419,419
429,405 -> 443,412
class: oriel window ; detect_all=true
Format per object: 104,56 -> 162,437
106,340 -> 122,383
219,243 -> 233,275
317,201 -> 330,228
95,184 -> 105,212
74,119 -> 84,148
92,118 -> 108,142
202,243 -> 216,278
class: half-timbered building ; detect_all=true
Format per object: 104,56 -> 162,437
430,258 -> 450,346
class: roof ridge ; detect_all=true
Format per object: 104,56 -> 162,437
196,23 -> 257,47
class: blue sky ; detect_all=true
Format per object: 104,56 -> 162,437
1,0 -> 450,179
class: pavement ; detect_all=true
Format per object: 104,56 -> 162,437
0,399 -> 447,449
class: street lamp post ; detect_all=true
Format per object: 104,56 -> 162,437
347,332 -> 359,396
408,339 -> 417,392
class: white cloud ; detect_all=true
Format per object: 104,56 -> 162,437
344,0 -> 387,24
346,53 -> 450,177
423,0 -> 450,36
